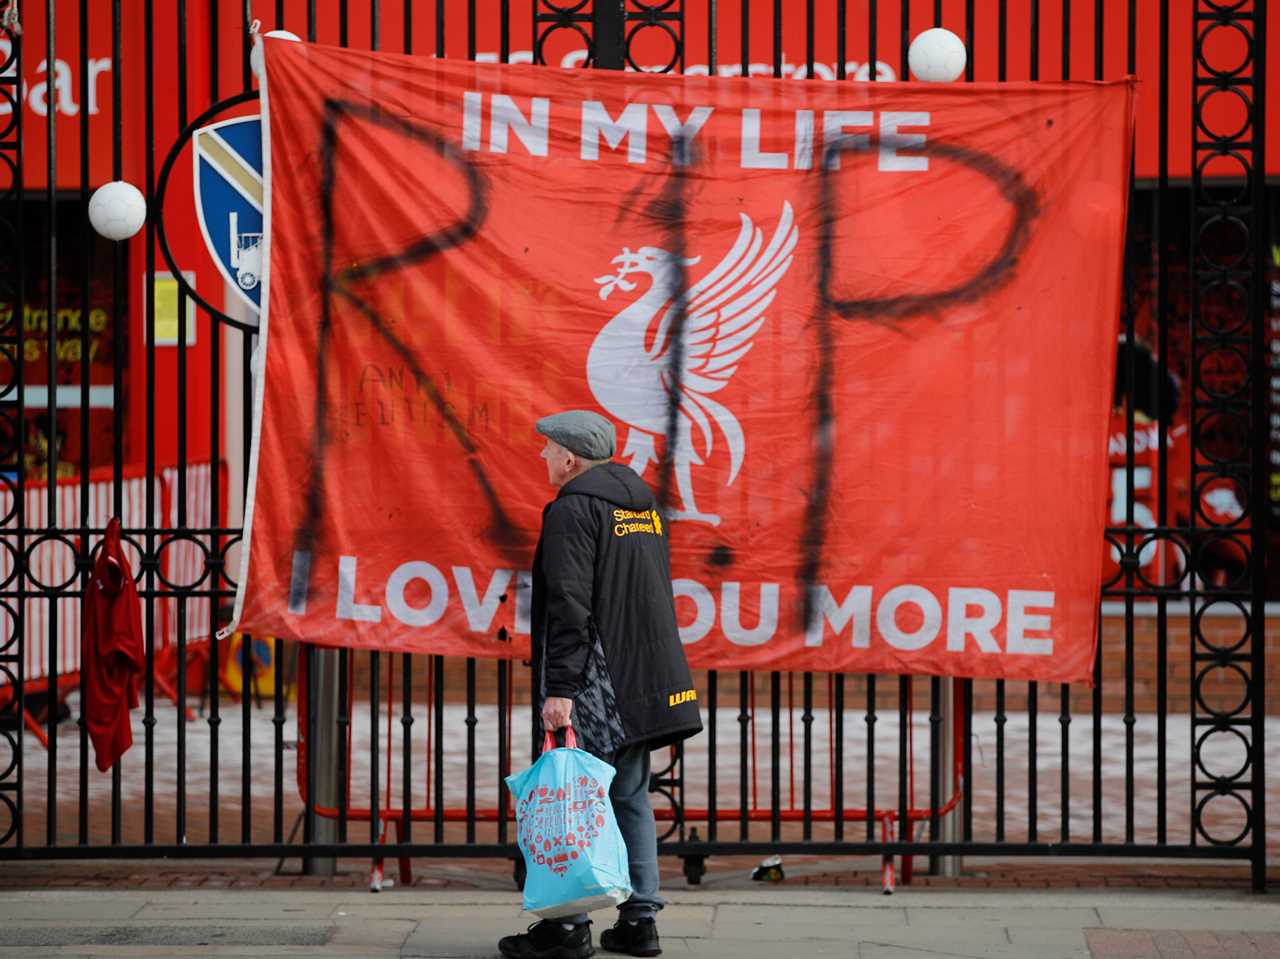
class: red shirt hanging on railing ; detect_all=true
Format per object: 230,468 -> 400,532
81,516 -> 145,772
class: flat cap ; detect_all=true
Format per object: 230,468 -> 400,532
535,410 -> 616,461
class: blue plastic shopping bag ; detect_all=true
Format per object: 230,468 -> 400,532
505,725 -> 632,918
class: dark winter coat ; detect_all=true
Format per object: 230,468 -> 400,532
531,461 -> 703,757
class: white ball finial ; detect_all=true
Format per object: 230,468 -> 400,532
908,28 -> 967,82
250,29 -> 302,81
88,181 -> 146,241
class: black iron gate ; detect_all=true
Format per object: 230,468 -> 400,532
0,0 -> 1269,890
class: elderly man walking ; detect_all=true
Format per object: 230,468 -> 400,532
500,410 -> 703,959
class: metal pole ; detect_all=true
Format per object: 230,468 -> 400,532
592,0 -> 625,69
303,649 -> 342,876
937,678 -> 960,876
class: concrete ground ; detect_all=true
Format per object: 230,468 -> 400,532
1,882 -> 1279,959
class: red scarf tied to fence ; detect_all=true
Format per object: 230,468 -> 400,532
82,517 -> 145,772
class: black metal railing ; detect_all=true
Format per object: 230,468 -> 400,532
0,0 -> 1268,892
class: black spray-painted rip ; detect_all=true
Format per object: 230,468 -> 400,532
292,98 -> 524,610
289,106 -> 1039,641
799,133 -> 1040,634
646,134 -> 695,517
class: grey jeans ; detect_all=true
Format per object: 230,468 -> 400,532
563,742 -> 664,926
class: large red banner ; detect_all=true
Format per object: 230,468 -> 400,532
232,39 -> 1135,685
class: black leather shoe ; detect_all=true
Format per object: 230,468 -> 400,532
498,920 -> 594,959
599,918 -> 661,957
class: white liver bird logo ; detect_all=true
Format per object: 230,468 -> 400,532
587,203 -> 799,526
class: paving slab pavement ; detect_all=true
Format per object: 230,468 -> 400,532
0,886 -> 1277,958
